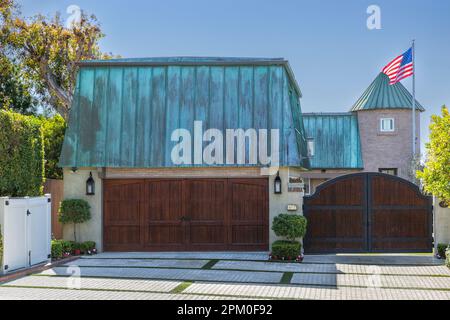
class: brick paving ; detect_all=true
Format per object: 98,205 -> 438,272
0,286 -> 236,300
64,258 -> 209,269
5,276 -> 182,293
184,282 -> 450,300
39,266 -> 284,283
214,260 -> 450,276
0,253 -> 448,300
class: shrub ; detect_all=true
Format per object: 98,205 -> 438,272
272,214 -> 307,242
437,243 -> 449,258
58,199 -> 91,242
51,240 -> 63,259
272,240 -> 302,259
83,241 -> 96,251
60,240 -> 74,253
40,115 -> 66,179
0,110 -> 44,197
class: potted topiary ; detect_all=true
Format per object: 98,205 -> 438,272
58,199 -> 91,243
271,213 -> 307,262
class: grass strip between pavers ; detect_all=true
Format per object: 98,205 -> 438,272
29,273 -> 450,292
171,281 -> 193,294
280,272 -> 293,284
202,259 -> 219,269
57,263 -> 450,278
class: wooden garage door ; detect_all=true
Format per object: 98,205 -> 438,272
303,173 -> 432,253
103,178 -> 268,251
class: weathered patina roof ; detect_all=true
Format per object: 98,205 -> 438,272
303,113 -> 363,169
350,72 -> 425,112
60,57 -> 310,169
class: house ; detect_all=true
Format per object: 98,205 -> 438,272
59,57 -> 311,252
59,57 -> 427,253
299,72 -> 425,195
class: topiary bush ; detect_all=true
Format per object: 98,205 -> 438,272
51,240 -> 63,259
272,214 -> 307,242
0,110 -> 44,197
58,199 -> 91,242
272,240 -> 302,259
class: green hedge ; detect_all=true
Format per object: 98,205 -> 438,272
0,110 -> 44,197
272,240 -> 302,259
40,114 -> 66,179
51,240 -> 63,259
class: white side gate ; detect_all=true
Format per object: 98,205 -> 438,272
0,196 -> 51,274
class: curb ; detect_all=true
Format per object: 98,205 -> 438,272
0,256 -> 80,284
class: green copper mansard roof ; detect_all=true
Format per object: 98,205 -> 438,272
59,57 -> 310,169
302,113 -> 363,169
350,72 -> 425,112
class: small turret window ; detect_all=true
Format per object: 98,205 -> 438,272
380,118 -> 395,132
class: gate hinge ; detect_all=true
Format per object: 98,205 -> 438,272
26,209 -> 31,216
4,265 -> 8,270
28,251 -> 31,266
5,200 -> 9,206
47,198 -> 51,203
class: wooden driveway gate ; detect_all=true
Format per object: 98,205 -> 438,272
303,173 -> 433,253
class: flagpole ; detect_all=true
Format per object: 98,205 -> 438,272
412,39 -> 416,157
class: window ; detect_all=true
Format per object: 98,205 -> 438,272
379,168 -> 398,176
380,118 -> 395,132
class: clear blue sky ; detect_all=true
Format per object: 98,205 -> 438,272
18,0 -> 450,152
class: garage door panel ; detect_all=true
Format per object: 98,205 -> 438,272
146,225 -> 185,245
104,178 -> 268,251
104,226 -> 141,246
146,180 -> 183,222
231,225 -> 266,245
185,180 -> 226,221
190,226 -> 226,244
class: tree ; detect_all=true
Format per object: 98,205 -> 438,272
417,106 -> 450,203
0,53 -> 37,114
58,199 -> 91,242
0,0 -> 114,119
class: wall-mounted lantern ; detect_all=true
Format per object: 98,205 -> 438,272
307,137 -> 315,158
274,171 -> 282,194
86,172 -> 95,195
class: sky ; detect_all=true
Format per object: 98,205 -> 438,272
18,0 -> 450,152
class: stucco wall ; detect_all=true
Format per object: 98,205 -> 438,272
63,167 -> 303,252
62,168 -> 103,251
356,109 -> 420,180
268,168 -> 304,247
434,198 -> 450,248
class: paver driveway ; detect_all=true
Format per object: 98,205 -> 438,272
1,252 -> 449,300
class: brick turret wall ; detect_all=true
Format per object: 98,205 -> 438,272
356,109 -> 420,181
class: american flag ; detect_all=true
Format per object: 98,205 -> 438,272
382,47 -> 414,85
